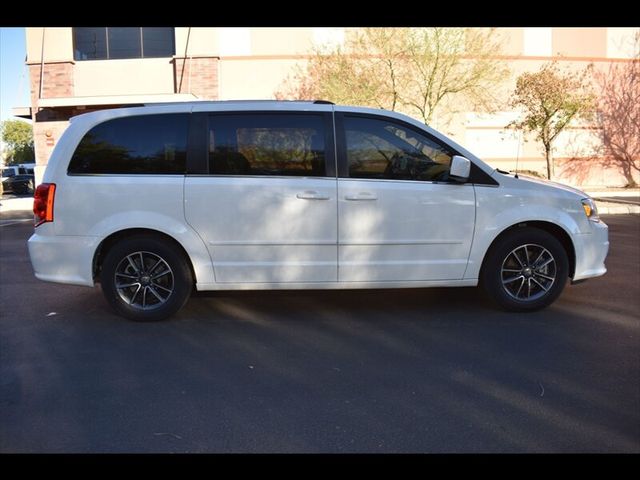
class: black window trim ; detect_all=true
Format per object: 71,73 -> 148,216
335,112 -> 498,186
186,113 -> 208,174
185,111 -> 336,179
72,27 -> 176,61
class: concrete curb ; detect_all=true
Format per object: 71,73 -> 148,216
596,202 -> 640,215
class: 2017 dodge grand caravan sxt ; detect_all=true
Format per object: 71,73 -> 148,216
28,101 -> 609,321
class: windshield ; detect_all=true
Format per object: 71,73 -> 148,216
1,168 -> 16,177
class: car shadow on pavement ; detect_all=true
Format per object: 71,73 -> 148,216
52,282 -> 630,453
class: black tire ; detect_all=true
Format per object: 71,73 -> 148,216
17,182 -> 30,195
480,227 -> 569,312
100,234 -> 193,321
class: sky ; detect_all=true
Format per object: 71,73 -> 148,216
0,27 -> 29,123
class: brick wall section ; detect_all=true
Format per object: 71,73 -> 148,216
32,120 -> 69,167
29,62 -> 74,106
28,62 -> 75,170
173,57 -> 218,99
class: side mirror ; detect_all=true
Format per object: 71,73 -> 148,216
449,155 -> 471,183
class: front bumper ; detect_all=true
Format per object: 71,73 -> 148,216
28,232 -> 100,287
572,220 -> 609,281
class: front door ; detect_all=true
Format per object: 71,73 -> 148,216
184,111 -> 337,284
336,114 -> 476,282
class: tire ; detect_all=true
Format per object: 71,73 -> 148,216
100,234 -> 193,321
480,227 -> 569,312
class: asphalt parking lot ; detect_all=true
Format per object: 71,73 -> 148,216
0,215 -> 638,453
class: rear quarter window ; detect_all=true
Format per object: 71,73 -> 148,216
68,114 -> 189,174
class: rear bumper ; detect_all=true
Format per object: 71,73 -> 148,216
572,220 -> 609,281
28,232 -> 100,287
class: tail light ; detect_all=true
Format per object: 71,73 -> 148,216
33,183 -> 56,227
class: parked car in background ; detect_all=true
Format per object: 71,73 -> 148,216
1,164 -> 36,196
27,101 -> 609,321
2,174 -> 35,195
1,164 -> 36,178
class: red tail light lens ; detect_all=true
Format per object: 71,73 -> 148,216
33,183 -> 56,227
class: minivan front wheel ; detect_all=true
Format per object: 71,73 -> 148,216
100,235 -> 193,321
481,227 -> 569,312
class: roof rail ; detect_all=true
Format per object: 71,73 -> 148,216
140,99 -> 340,109
143,99 -> 337,107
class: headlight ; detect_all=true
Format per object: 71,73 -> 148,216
581,198 -> 600,222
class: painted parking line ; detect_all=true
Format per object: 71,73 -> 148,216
0,218 -> 32,227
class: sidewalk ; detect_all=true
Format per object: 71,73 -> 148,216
0,196 -> 33,217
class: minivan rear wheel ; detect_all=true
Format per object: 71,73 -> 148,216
481,227 -> 569,312
100,235 -> 193,321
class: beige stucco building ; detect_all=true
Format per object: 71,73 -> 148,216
14,27 -> 640,187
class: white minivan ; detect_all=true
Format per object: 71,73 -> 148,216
28,101 -> 609,321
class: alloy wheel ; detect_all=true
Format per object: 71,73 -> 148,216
500,243 -> 556,301
114,251 -> 174,310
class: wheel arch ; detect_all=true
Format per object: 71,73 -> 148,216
479,221 -> 576,280
92,228 -> 197,284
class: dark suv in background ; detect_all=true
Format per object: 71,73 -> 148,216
2,174 -> 35,195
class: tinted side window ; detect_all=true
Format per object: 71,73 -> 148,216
68,114 -> 189,175
344,116 -> 455,182
208,114 -> 327,177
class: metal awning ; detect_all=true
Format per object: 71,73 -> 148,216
35,93 -> 200,108
11,107 -> 32,119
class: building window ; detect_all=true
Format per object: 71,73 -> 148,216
107,27 -> 142,59
73,28 -> 107,60
73,27 -> 175,61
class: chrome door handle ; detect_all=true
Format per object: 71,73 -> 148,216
345,192 -> 378,201
296,191 -> 330,200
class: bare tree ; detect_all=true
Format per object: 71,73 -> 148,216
401,28 -> 509,124
509,61 -> 595,180
593,32 -> 640,187
275,28 -> 509,125
276,28 -> 409,111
